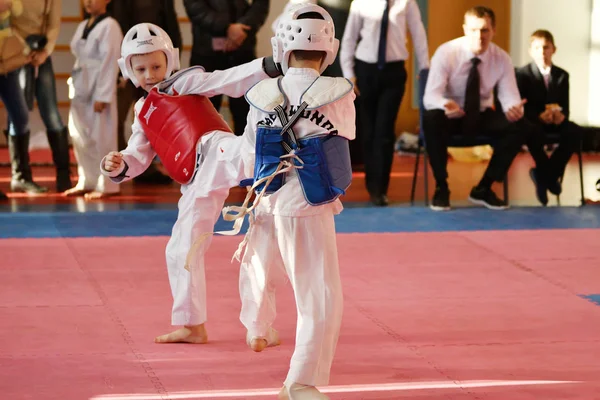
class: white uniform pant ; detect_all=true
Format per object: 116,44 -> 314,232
166,131 -> 246,326
239,211 -> 344,387
69,99 -> 119,194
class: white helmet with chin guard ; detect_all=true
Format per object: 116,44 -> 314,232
117,23 -> 180,88
271,3 -> 338,74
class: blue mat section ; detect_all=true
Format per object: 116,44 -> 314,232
581,295 -> 600,307
1,205 -> 600,239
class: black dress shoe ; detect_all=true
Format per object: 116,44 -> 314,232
529,168 -> 548,206
430,187 -> 450,211
370,194 -> 389,207
468,186 -> 509,210
547,178 -> 562,196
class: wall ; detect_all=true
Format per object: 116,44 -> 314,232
589,0 -> 600,126
510,0 -> 594,125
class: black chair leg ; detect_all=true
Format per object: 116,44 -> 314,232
556,176 -> 563,206
423,150 -> 429,206
503,174 -> 509,204
410,145 -> 421,206
578,144 -> 584,206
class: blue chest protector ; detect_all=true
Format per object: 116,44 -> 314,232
243,102 -> 352,206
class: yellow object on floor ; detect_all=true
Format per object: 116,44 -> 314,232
448,145 -> 493,162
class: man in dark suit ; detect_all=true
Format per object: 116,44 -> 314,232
516,29 -> 582,205
183,0 -> 270,136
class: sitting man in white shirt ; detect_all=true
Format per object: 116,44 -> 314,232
423,6 -> 551,210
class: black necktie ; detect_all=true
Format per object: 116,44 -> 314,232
377,0 -> 390,70
463,57 -> 481,134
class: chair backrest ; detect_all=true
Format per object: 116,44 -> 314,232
418,68 -> 430,141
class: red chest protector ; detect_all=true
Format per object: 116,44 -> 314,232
138,87 -> 233,184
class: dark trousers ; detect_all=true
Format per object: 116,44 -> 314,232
355,59 -> 407,196
190,50 -> 254,136
423,108 -> 550,187
26,58 -> 65,132
539,120 -> 582,181
0,69 -> 29,136
7,57 -> 66,134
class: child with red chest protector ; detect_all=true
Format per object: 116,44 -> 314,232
100,22 -> 281,345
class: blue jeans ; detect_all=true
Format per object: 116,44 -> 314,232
0,69 -> 30,136
8,57 -> 66,134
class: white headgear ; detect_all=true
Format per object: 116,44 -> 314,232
271,3 -> 339,74
117,23 -> 180,88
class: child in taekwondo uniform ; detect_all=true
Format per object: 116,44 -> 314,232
237,4 -> 355,399
66,0 -> 122,199
100,22 -> 282,344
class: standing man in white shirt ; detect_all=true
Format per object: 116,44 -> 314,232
423,6 -> 551,211
340,0 -> 429,206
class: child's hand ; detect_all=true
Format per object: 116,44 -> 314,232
553,110 -> 566,125
94,102 -> 108,113
539,109 -> 553,124
104,151 -> 123,172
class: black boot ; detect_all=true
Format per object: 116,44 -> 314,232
46,127 -> 72,192
0,190 -> 7,200
8,133 -> 49,194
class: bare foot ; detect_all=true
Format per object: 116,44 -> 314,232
247,328 -> 280,352
279,384 -> 329,400
84,191 -> 118,200
278,386 -> 288,400
154,325 -> 208,344
250,338 -> 268,352
63,187 -> 91,197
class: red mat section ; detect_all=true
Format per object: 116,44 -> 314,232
1,231 -> 600,399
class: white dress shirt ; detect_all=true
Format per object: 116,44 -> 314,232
538,64 -> 551,89
424,37 -> 522,113
340,0 -> 430,79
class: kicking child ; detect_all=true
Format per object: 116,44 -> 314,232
101,22 -> 281,344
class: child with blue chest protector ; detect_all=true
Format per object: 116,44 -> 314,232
236,4 -> 355,399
